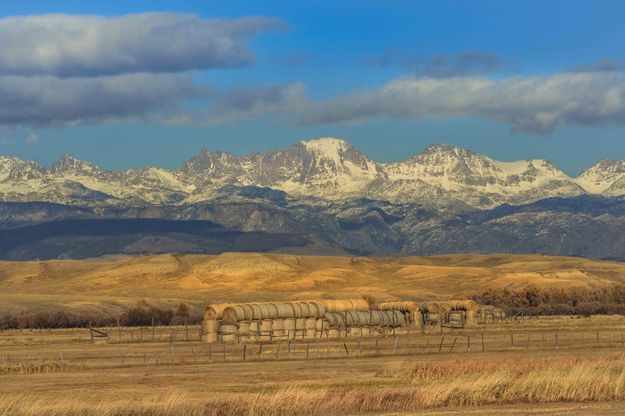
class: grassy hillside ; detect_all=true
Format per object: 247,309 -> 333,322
2,252 -> 625,316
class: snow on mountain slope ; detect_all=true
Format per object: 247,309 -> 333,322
1,138 -> 625,209
380,144 -> 584,207
576,160 -> 625,195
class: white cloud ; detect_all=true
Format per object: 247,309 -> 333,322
297,72 -> 625,133
0,13 -> 283,77
0,74 -> 204,127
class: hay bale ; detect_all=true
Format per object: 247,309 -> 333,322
201,319 -> 219,334
222,305 -> 254,323
378,301 -> 423,328
447,311 -> 464,323
449,300 -> 479,311
304,318 -> 317,339
238,321 -> 250,336
284,318 -> 296,339
202,332 -> 218,343
272,318 -> 286,339
221,324 -> 238,343
328,328 -> 340,338
361,327 -> 371,337
317,299 -> 370,313
259,319 -> 273,342
274,303 -> 295,318
349,327 -> 362,337
203,303 -> 232,320
295,318 -> 307,339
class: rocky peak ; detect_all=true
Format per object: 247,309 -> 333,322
51,153 -> 100,176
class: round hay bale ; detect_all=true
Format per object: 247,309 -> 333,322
283,318 -> 296,339
295,318 -> 307,339
274,303 -> 295,318
305,318 -> 317,338
328,328 -> 340,338
299,302 -> 311,317
222,305 -> 248,323
272,318 -> 285,338
291,302 -> 304,318
203,303 -> 231,320
378,301 -> 420,313
425,312 -> 440,324
238,321 -> 250,336
259,319 -> 273,342
305,302 -> 321,318
448,311 -> 464,323
449,300 -> 479,312
250,304 -> 262,320
202,332 -> 218,343
221,323 -> 238,343
201,319 -> 219,334
349,299 -> 371,312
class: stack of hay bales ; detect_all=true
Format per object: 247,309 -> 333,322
420,302 -> 450,327
324,310 -> 405,338
377,301 -> 423,329
201,303 -> 231,343
447,300 -> 479,327
202,298 -> 483,344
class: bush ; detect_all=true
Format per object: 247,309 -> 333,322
469,285 -> 625,316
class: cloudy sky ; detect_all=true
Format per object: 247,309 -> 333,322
2,0 -> 625,175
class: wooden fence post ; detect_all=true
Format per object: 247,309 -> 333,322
438,336 -> 445,353
306,343 -> 310,359
223,344 -> 226,361
243,345 -> 247,361
450,337 -> 457,353
393,336 -> 399,354
343,343 -> 349,356
357,340 -> 362,355
151,318 -> 155,342
467,335 -> 471,352
481,333 -> 485,352
257,343 -> 263,359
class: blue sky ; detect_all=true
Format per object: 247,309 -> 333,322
1,1 -> 625,175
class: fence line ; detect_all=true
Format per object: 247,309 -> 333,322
3,329 -> 625,375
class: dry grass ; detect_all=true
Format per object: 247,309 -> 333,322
2,252 -> 625,317
3,353 -> 625,415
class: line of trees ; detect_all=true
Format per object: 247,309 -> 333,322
0,300 -> 200,330
469,285 -> 625,316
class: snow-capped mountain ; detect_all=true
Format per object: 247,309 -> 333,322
1,137 -> 625,209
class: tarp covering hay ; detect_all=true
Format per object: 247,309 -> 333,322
316,299 -> 369,313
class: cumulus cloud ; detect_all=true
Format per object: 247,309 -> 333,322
0,13 -> 283,77
297,72 -> 625,133
0,74 -> 204,127
204,83 -> 307,124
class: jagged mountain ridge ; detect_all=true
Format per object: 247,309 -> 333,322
0,138 -> 622,209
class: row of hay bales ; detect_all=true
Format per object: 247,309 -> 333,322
201,298 -> 496,343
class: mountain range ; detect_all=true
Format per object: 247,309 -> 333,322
2,137 -> 625,260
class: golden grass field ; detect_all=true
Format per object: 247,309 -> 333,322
2,252 -> 625,316
4,252 -> 625,415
